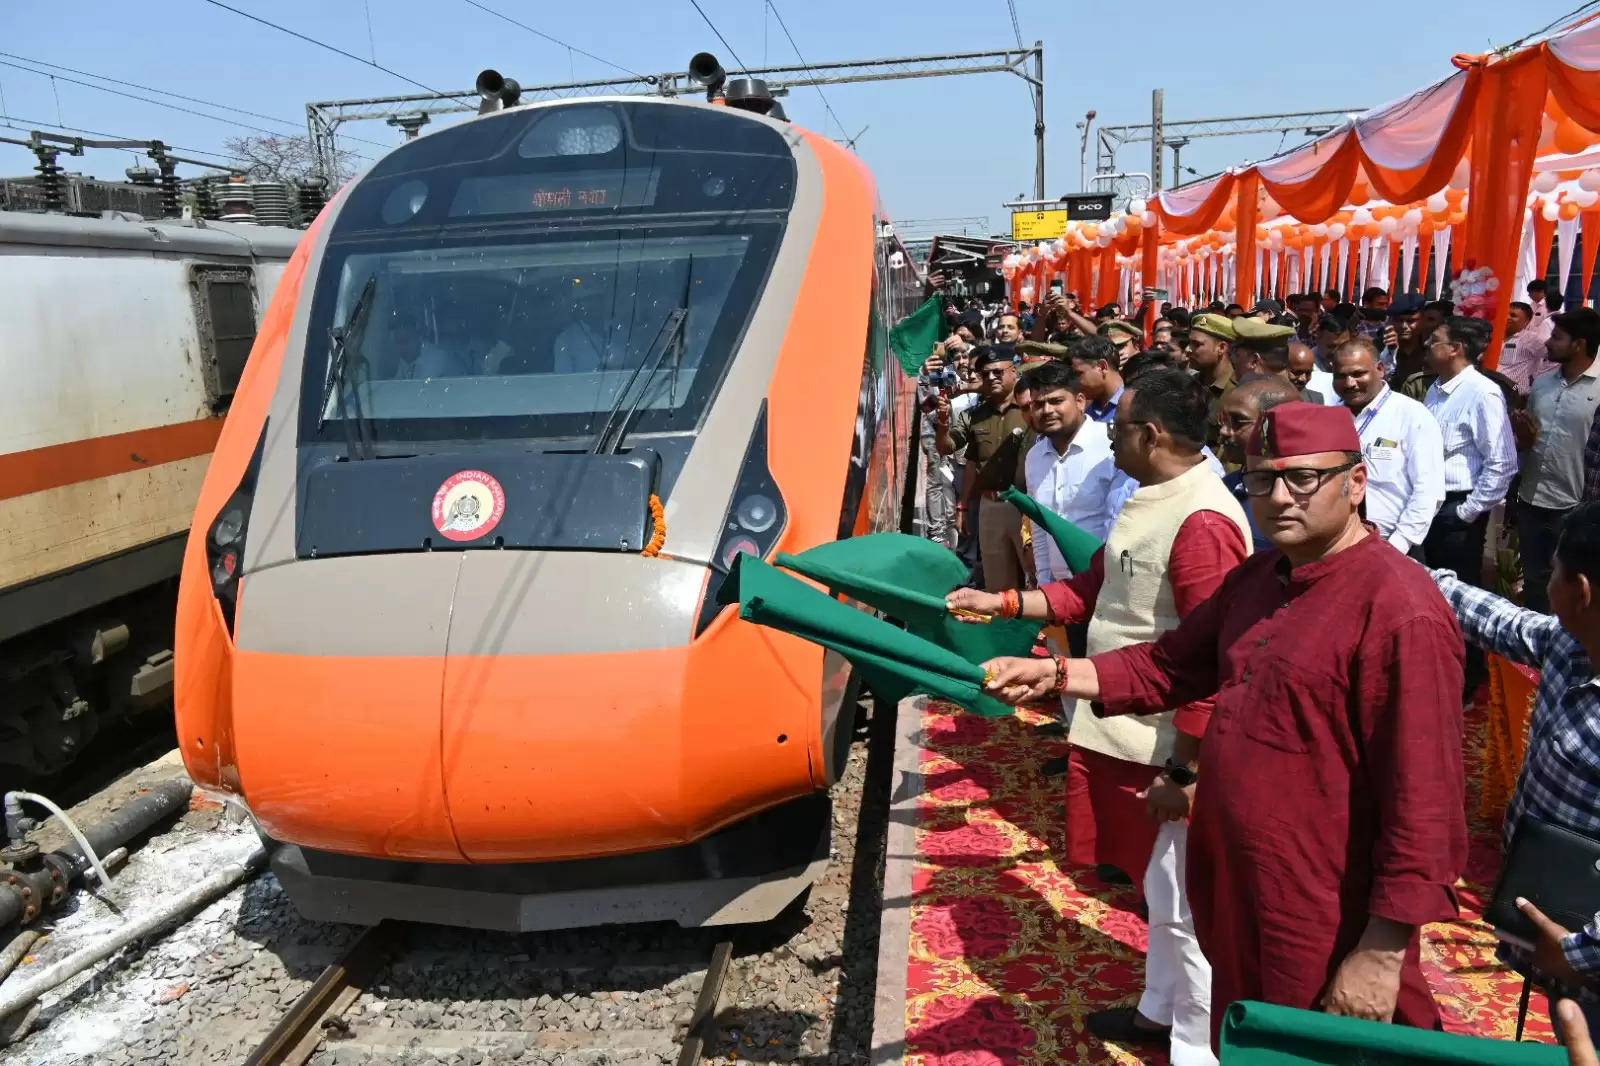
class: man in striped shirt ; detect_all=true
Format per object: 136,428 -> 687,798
1429,503 -> 1600,1033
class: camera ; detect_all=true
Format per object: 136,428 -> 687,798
926,366 -> 961,390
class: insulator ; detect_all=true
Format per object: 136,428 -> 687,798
33,150 -> 63,212
294,177 -> 328,227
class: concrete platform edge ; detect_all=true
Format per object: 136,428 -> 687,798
869,694 -> 927,1066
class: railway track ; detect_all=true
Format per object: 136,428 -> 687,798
243,924 -> 737,1066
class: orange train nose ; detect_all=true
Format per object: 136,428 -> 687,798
231,612 -> 823,864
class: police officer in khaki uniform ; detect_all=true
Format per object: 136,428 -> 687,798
1229,317 -> 1298,381
935,344 -> 1030,591
1098,319 -> 1143,369
1185,311 -> 1237,448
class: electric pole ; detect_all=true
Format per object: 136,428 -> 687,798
1151,88 -> 1164,193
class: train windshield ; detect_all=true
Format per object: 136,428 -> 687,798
298,101 -> 796,446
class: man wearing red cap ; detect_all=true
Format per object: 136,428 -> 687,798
981,402 -> 1467,1047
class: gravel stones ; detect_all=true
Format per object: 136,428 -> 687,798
4,699 -> 895,1066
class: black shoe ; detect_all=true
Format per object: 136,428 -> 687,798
1035,721 -> 1068,737
1095,863 -> 1132,886
1086,1005 -> 1170,1045
1040,755 -> 1071,776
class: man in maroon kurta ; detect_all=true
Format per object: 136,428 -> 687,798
982,402 -> 1467,1046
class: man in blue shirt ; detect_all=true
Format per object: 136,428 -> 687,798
1430,502 -> 1600,1034
1068,335 -> 1126,424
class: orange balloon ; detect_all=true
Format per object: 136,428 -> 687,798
1350,180 -> 1370,203
1547,94 -> 1570,125
1255,225 -> 1269,241
1562,201 -> 1582,221
1444,187 -> 1467,205
1447,211 -> 1467,226
1555,118 -> 1592,156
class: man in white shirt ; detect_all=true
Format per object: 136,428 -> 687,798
1422,315 -> 1518,693
1020,361 -> 1118,585
1333,338 -> 1445,557
1496,301 -> 1546,397
1420,315 -> 1517,578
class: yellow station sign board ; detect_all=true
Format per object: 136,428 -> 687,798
1011,209 -> 1068,241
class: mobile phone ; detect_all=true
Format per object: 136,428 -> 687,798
1148,287 -> 1170,303
1049,279 -> 1064,295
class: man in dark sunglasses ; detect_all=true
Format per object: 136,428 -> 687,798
980,401 -> 1467,1053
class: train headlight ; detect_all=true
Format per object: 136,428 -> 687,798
695,403 -> 787,637
201,427 -> 267,635
519,108 -> 624,159
735,494 -> 778,534
212,508 -> 245,548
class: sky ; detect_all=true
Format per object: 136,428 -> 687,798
0,0 -> 1584,234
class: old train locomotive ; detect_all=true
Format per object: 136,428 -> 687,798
176,67 -> 921,930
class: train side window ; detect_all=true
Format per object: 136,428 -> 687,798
191,266 -> 258,408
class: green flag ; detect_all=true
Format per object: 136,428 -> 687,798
1220,1002 -> 1563,1066
1002,485 -> 1104,574
719,554 -> 1018,717
771,533 -> 1041,666
888,296 -> 945,376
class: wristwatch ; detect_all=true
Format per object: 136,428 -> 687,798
1162,758 -> 1198,787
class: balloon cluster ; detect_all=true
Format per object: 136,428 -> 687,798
1452,263 -> 1500,320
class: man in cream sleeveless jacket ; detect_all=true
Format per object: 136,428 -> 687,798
949,369 -> 1250,1065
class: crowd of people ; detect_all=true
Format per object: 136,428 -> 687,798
912,280 -> 1600,1063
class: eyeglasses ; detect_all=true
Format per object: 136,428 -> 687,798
1240,461 -> 1358,497
978,367 -> 1011,379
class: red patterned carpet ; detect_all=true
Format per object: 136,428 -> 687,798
901,700 -> 1553,1066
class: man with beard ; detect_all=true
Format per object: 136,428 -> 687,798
1184,313 -> 1237,450
980,402 -> 1467,1053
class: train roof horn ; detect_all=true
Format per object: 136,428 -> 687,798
688,53 -> 726,101
475,70 -> 523,114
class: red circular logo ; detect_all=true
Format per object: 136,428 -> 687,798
431,470 -> 506,542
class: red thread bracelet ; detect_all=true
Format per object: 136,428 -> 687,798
1051,654 -> 1071,695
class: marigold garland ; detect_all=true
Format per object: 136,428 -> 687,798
641,493 -> 666,557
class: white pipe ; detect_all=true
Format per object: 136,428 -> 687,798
0,929 -> 40,983
0,846 -> 263,1020
5,792 -> 113,895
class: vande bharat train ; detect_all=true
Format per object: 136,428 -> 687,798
175,63 -> 922,929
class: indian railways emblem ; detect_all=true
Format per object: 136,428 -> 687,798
431,470 -> 506,542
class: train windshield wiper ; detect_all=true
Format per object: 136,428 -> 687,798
590,306 -> 689,456
318,273 -> 379,460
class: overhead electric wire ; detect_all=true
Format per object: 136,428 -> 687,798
0,113 -> 246,166
1004,0 -> 1025,49
764,0 -> 847,137
0,58 -> 375,163
0,51 -> 391,150
199,0 -> 471,103
458,0 -> 646,79
685,0 -> 748,72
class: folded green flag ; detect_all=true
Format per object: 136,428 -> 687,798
1002,485 -> 1103,574
771,533 -> 1041,666
1220,1001 -> 1564,1066
719,554 -> 1018,717
888,296 -> 945,377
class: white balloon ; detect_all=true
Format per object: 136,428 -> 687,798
1351,206 -> 1374,225
1533,171 -> 1561,194
1328,222 -> 1347,241
1582,170 -> 1600,192
1427,192 -> 1449,213
1310,223 -> 1330,238
1130,198 -> 1148,216
1448,158 -> 1470,190
1038,241 -> 1052,255
1574,188 -> 1600,208
1403,207 -> 1424,226
1378,217 -> 1399,236
1543,199 -> 1562,222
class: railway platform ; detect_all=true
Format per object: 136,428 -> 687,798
870,695 -> 1554,1066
